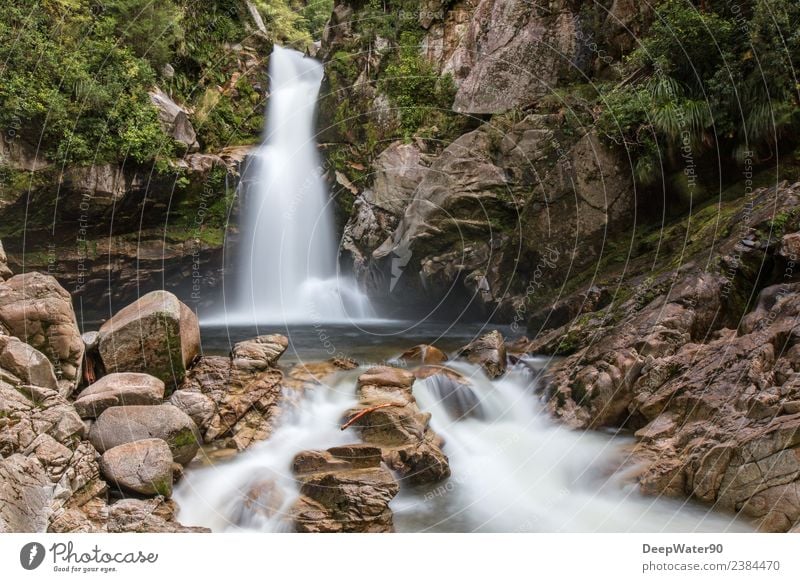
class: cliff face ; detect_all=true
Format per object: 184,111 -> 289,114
319,0 -> 652,319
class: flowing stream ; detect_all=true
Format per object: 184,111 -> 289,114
222,45 -> 371,324
175,357 -> 749,532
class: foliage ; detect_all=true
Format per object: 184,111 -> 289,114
597,0 -> 800,184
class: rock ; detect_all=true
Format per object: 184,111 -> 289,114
0,240 -> 12,280
100,439 -> 174,497
74,372 -> 165,419
172,350 -> 284,448
0,382 -> 85,455
97,290 -> 200,388
0,454 -> 53,532
0,272 -> 84,394
0,335 -> 58,390
231,334 -> 288,370
397,344 -> 448,365
89,405 -> 201,465
239,479 -> 285,522
285,357 -> 359,386
290,445 -> 399,533
148,87 -> 199,152
457,330 -> 507,378
347,366 -> 451,485
107,498 -> 210,533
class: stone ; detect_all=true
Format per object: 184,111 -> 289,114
397,344 -> 448,365
289,445 -> 399,533
0,240 -> 12,280
97,291 -> 200,388
148,87 -> 199,151
231,334 -> 288,370
0,454 -> 53,532
0,272 -> 84,393
89,405 -> 201,465
107,498 -> 210,533
74,372 -> 166,418
457,330 -> 507,378
349,366 -> 451,485
0,335 -> 58,390
100,439 -> 174,497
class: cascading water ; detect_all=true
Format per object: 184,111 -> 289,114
224,45 -> 372,324
175,359 -> 750,532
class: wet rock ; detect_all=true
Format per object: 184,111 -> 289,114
348,366 -> 450,485
0,272 -> 84,394
107,497 -> 210,533
290,445 -> 399,533
457,330 -> 507,378
74,372 -> 165,419
241,479 -> 285,521
100,439 -> 174,497
286,357 -> 359,386
416,369 -> 484,421
89,404 -> 201,465
172,349 -> 284,449
97,290 -> 200,388
0,335 -> 58,390
397,344 -> 448,366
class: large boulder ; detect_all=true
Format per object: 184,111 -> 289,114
290,444 -> 399,533
97,291 -> 200,388
73,372 -> 165,419
0,335 -> 58,390
89,404 -> 201,465
0,272 -> 84,394
100,439 -> 174,497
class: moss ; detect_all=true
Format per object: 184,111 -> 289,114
170,427 -> 199,449
152,476 -> 173,497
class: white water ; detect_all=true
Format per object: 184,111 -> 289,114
175,360 -> 749,532
223,45 -> 372,324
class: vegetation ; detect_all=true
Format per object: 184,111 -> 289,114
0,1 -> 331,167
597,0 -> 800,185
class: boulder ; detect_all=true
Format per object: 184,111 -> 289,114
148,87 -> 199,152
97,291 -> 200,388
0,272 -> 84,394
0,454 -> 53,532
347,366 -> 451,485
457,330 -> 507,378
397,344 -> 448,366
0,335 -> 58,390
107,497 -> 210,533
74,372 -> 165,419
231,334 -> 288,370
100,439 -> 174,497
89,404 -> 201,465
0,240 -> 12,280
290,445 -> 399,533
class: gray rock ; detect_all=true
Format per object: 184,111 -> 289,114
0,454 -> 53,532
100,439 -> 174,497
89,404 -> 201,465
0,240 -> 12,280
148,88 -> 199,152
97,290 -> 200,388
74,372 -> 166,419
107,497 -> 210,533
0,335 -> 58,390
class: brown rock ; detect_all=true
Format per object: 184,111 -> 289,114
97,290 -> 200,388
0,272 -> 84,394
0,335 -> 58,390
457,330 -> 507,378
0,240 -> 12,280
107,498 -> 210,533
397,344 -> 448,365
74,372 -> 166,418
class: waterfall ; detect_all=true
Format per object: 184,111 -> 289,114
224,45 -> 372,324
175,360 -> 749,532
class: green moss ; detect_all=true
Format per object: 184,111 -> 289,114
170,427 -> 199,449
